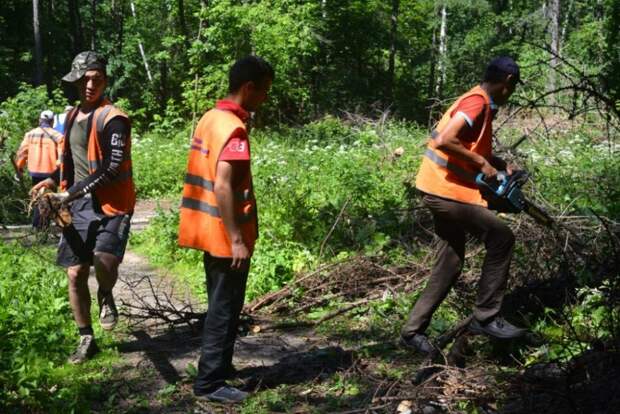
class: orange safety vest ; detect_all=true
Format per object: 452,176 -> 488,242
60,99 -> 136,216
16,127 -> 63,177
416,85 -> 493,206
178,108 -> 258,258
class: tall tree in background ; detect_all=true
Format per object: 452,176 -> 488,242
32,0 -> 43,85
549,0 -> 560,102
130,1 -> 153,82
387,0 -> 400,103
435,2 -> 447,99
91,0 -> 97,49
68,0 -> 85,53
177,0 -> 190,50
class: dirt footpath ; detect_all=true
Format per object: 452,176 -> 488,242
86,200 -> 332,413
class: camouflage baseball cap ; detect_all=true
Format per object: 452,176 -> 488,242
62,51 -> 107,83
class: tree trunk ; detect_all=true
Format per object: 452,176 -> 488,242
560,0 -> 573,45
177,0 -> 190,50
435,3 -> 447,99
387,0 -> 399,103
130,1 -> 153,82
44,0 -> 54,93
115,0 -> 124,53
549,0 -> 560,102
91,0 -> 97,49
32,0 -> 43,85
427,25 -> 437,129
189,1 -> 208,141
68,0 -> 84,53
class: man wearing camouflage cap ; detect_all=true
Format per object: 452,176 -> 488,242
32,51 -> 136,363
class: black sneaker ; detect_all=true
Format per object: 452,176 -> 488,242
469,316 -> 526,339
400,333 -> 436,354
68,335 -> 99,364
195,386 -> 248,403
98,289 -> 118,331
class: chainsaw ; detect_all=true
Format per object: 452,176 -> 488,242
476,170 -> 554,227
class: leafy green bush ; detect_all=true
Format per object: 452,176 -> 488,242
527,281 -> 619,364
0,85 -> 68,224
132,128 -> 190,199
0,243 -> 116,413
0,243 -> 73,410
131,208 -> 206,296
520,128 -> 620,218
132,117 -> 426,300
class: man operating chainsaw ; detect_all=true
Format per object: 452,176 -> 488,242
31,51 -> 135,363
400,57 -> 527,354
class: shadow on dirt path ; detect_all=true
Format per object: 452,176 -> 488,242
84,200 -> 344,413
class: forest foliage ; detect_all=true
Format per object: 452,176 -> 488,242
1,0 -> 619,127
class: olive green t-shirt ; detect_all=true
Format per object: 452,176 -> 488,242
69,117 -> 90,183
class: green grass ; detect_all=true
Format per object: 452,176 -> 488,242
0,242 -> 121,413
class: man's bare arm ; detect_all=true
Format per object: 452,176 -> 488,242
214,159 -> 250,269
432,115 -> 497,178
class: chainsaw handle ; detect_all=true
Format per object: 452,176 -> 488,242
475,171 -> 509,196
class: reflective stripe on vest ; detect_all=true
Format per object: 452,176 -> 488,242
180,196 -> 254,223
96,105 -> 113,135
185,173 -> 214,191
423,149 -> 476,182
425,130 -> 477,182
88,160 -> 100,170
181,197 -> 220,217
184,173 -> 254,201
18,127 -> 62,174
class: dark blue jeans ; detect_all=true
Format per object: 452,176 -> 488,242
194,252 -> 249,395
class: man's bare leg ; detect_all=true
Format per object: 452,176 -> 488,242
67,263 -> 99,363
94,252 -> 120,330
94,252 -> 119,290
67,263 -> 92,327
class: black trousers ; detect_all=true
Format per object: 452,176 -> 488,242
194,252 -> 249,394
401,194 -> 515,337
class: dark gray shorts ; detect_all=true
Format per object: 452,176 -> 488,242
57,196 -> 132,268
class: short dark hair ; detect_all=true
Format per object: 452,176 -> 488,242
483,66 -> 510,84
483,56 -> 521,85
228,56 -> 275,93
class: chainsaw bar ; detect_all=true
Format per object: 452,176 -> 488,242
523,199 -> 554,228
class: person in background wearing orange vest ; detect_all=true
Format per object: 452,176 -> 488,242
15,110 -> 63,227
178,56 -> 274,404
31,51 -> 135,364
400,57 -> 527,354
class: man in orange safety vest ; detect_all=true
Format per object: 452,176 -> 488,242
178,56 -> 274,404
16,110 -> 63,227
400,57 -> 527,354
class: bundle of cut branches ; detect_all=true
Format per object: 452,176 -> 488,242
244,256 -> 431,326
29,189 -> 72,228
